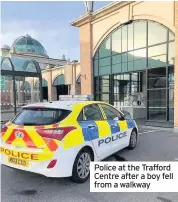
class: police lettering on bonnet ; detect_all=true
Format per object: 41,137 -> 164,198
98,132 -> 127,146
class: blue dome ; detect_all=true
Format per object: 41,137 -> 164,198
11,34 -> 48,56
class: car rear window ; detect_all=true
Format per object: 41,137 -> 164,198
11,108 -> 71,126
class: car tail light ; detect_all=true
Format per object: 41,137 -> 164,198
47,159 -> 57,168
36,126 -> 76,141
1,124 -> 8,133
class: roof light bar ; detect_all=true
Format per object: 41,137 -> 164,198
58,95 -> 93,101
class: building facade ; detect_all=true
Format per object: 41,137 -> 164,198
1,35 -> 81,121
71,1 -> 178,128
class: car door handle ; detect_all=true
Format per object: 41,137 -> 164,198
88,125 -> 96,129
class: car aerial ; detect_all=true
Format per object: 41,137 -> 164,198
0,96 -> 138,183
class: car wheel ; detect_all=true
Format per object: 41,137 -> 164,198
128,130 -> 137,150
70,148 -> 92,183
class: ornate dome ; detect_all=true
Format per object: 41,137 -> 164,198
11,34 -> 48,56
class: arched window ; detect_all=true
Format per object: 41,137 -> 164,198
53,74 -> 65,86
94,20 -> 175,76
94,20 -> 175,124
34,79 -> 48,88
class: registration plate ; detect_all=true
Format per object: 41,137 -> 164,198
8,157 -> 29,167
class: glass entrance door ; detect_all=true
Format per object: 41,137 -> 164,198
147,66 -> 174,122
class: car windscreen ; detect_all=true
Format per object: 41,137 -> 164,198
11,108 -> 72,126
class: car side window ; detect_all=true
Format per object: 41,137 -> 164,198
83,104 -> 103,121
77,110 -> 83,121
101,104 -> 124,120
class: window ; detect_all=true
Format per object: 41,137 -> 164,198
148,22 -> 167,46
148,44 -> 167,68
94,60 -> 98,76
101,105 -> 118,120
12,108 -> 71,125
99,94 -> 110,103
99,37 -> 111,58
134,21 -> 146,49
83,105 -> 103,121
99,57 -> 111,75
99,75 -> 110,93
112,63 -> 122,74
112,29 -> 121,54
168,42 -> 175,65
112,54 -> 121,65
101,104 -> 124,120
94,20 -> 175,123
168,66 -> 174,88
148,67 -> 166,89
128,23 -> 133,51
122,26 -> 127,52
77,110 -> 83,121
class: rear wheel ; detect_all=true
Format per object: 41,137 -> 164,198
70,148 -> 92,183
128,130 -> 137,150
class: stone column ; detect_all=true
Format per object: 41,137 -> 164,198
47,67 -> 57,101
174,2 -> 178,127
31,79 -> 34,103
9,81 -> 14,106
18,81 -> 21,104
70,64 -> 76,95
79,16 -> 93,94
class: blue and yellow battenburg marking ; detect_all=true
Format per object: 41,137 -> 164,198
78,119 -> 135,141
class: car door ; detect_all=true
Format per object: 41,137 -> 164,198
99,104 -> 129,152
78,104 -> 112,159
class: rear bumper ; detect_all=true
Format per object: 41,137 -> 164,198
0,144 -> 79,178
0,155 -> 63,177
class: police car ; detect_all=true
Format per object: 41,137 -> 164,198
0,95 -> 138,183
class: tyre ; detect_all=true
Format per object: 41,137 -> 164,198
128,129 -> 137,150
70,148 -> 92,183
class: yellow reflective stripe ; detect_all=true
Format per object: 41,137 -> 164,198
95,121 -> 111,138
23,126 -> 51,152
62,127 -> 84,149
11,138 -> 26,147
2,128 -> 14,142
0,146 -> 54,161
98,104 -> 107,119
118,120 -> 128,131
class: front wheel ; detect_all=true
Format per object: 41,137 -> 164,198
128,130 -> 137,150
70,148 -> 92,183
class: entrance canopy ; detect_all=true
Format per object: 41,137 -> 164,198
1,56 -> 42,76
0,56 -> 43,119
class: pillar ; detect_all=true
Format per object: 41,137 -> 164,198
31,80 -> 34,103
47,68 -> 57,101
9,81 -> 14,106
174,1 -> 178,127
70,64 -> 76,95
79,16 -> 93,94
